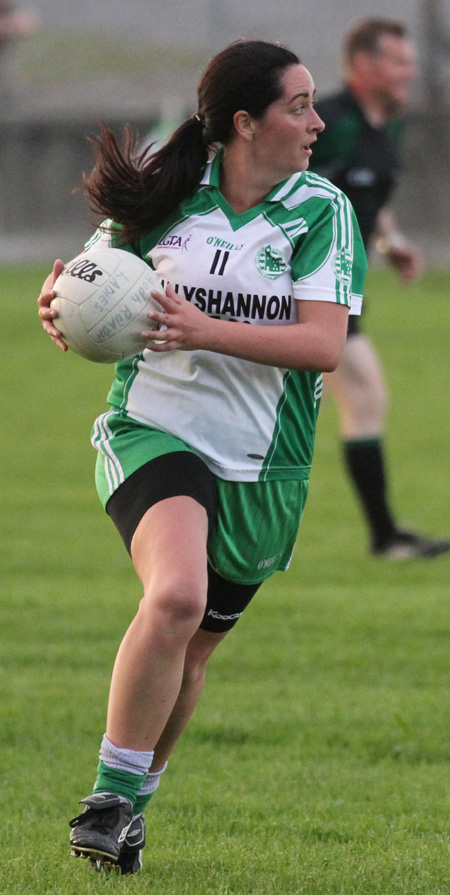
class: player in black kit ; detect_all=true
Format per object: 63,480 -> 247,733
311,17 -> 449,560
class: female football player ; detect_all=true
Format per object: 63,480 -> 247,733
38,38 -> 366,875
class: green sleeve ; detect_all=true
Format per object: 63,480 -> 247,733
291,193 -> 367,310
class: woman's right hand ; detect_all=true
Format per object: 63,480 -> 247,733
37,259 -> 67,351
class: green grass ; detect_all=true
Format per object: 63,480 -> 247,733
1,265 -> 449,893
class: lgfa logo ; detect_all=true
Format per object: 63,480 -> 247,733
157,234 -> 191,251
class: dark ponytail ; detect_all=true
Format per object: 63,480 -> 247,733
83,39 -> 300,244
83,116 -> 209,245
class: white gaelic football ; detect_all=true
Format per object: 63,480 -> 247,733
51,247 -> 162,363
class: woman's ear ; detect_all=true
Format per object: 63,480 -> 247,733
232,110 -> 256,141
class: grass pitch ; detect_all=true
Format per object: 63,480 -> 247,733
1,265 -> 449,894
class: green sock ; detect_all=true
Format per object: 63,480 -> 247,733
133,762 -> 169,816
94,760 -> 146,805
133,790 -> 155,816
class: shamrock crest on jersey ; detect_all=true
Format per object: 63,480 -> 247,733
332,247 -> 353,284
255,245 -> 288,280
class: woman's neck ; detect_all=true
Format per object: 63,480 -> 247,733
219,146 -> 278,214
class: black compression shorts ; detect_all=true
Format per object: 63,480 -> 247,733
347,313 -> 361,337
105,452 -> 261,632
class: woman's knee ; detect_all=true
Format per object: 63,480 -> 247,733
138,574 -> 207,635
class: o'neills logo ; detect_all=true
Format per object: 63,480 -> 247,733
255,245 -> 288,280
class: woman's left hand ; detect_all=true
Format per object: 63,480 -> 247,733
143,283 -> 214,352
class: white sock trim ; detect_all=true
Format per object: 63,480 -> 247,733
139,760 -> 169,796
100,734 -> 154,776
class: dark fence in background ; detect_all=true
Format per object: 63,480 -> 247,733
0,112 -> 151,261
0,106 -> 449,265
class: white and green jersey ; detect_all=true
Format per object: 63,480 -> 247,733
87,152 -> 366,483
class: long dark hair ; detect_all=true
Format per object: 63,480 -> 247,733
83,40 -> 300,244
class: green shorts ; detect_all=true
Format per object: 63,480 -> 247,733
210,477 -> 308,583
92,410 -> 309,585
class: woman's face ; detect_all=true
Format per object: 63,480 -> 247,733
250,64 -> 325,181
